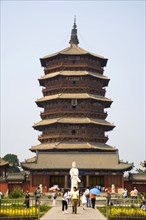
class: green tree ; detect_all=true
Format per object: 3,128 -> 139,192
3,154 -> 20,173
135,168 -> 146,174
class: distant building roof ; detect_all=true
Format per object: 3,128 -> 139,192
0,158 -> 9,167
6,172 -> 25,183
128,173 -> 146,181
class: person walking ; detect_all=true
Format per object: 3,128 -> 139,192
133,187 -> 138,200
24,191 -> 30,208
90,193 -> 96,209
52,190 -> 57,206
81,192 -> 87,210
106,190 -> 111,206
123,188 -> 128,199
130,189 -> 136,205
85,186 -> 91,207
140,193 -> 146,210
66,190 -> 71,204
62,190 -> 68,214
71,186 -> 79,214
34,186 -> 41,205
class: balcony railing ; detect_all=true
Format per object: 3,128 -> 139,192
38,134 -> 108,143
40,110 -> 107,120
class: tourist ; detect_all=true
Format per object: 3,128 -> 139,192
140,193 -> 146,210
52,190 -> 57,206
85,186 -> 91,207
130,189 -> 136,205
34,186 -> 41,205
123,188 -> 128,199
67,190 -> 71,204
81,192 -> 87,210
106,190 -> 111,206
78,189 -> 81,206
71,186 -> 79,214
133,187 -> 138,200
90,192 -> 96,209
62,189 -> 68,214
24,191 -> 30,208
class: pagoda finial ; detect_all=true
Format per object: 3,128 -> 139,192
69,16 -> 79,45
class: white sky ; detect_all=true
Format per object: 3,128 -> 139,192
1,1 -> 145,171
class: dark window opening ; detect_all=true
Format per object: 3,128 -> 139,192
72,105 -> 77,110
72,130 -> 76,135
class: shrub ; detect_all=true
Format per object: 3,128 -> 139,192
9,187 -> 23,198
40,204 -> 50,212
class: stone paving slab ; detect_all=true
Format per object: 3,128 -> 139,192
41,205 -> 107,220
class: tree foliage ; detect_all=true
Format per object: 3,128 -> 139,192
3,154 -> 20,173
135,168 -> 146,174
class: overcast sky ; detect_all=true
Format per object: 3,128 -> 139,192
1,1 -> 145,171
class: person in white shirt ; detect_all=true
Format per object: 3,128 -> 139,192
85,186 -> 91,207
62,189 -> 68,214
81,192 -> 87,210
123,188 -> 128,198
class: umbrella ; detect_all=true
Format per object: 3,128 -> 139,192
90,188 -> 101,195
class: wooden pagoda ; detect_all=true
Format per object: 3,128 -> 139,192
22,20 -> 133,192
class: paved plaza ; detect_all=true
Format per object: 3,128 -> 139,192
40,205 -> 107,220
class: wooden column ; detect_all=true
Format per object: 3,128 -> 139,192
64,175 -> 68,189
86,175 -> 89,187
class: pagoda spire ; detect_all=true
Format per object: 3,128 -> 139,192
69,16 -> 79,45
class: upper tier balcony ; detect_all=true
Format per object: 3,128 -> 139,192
40,110 -> 107,120
42,86 -> 106,96
44,60 -> 103,73
38,134 -> 108,143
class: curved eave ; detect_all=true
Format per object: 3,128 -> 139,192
40,45 -> 108,67
21,164 -> 133,172
33,117 -> 115,130
0,158 -> 9,167
21,152 -> 133,172
36,93 -> 112,108
30,142 -> 117,152
39,71 -> 110,86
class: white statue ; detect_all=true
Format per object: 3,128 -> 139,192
39,184 -> 43,194
70,161 -> 81,192
111,184 -> 115,193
